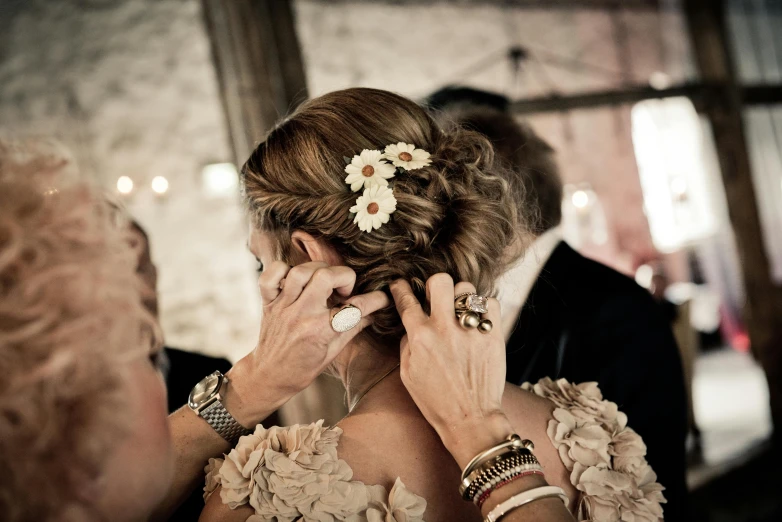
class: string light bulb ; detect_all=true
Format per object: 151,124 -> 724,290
572,190 -> 589,209
117,176 -> 134,194
151,176 -> 169,195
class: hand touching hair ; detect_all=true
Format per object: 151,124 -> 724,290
242,88 -> 530,350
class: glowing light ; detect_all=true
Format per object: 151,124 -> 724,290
649,71 -> 671,90
117,176 -> 134,194
151,176 -> 169,195
202,162 -> 238,197
572,190 -> 589,209
632,97 -> 717,252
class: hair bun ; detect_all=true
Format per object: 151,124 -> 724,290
241,88 -> 528,348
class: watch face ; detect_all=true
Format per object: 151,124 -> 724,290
189,373 -> 221,409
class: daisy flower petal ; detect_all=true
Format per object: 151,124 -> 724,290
382,142 -> 432,171
351,185 -> 397,233
344,149 -> 395,192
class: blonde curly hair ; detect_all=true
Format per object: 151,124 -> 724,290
242,88 -> 531,349
0,139 -> 158,521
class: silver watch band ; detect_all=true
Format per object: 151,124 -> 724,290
200,400 -> 252,444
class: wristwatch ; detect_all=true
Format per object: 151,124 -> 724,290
188,371 -> 252,444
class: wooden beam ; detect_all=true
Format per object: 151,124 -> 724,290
310,0 -> 660,10
744,85 -> 782,106
683,0 -> 782,444
507,83 -> 782,115
201,0 -> 308,165
508,84 -> 706,114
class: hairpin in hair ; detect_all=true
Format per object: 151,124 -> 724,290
344,142 -> 431,233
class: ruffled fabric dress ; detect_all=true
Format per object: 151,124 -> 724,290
203,379 -> 665,522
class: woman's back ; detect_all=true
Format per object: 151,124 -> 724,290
335,375 -> 578,522
200,375 -> 579,522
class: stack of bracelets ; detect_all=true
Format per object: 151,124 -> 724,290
459,434 -> 569,522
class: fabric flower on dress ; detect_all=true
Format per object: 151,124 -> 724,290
523,378 -> 626,430
205,420 -> 428,522
382,143 -> 432,171
203,458 -> 225,502
524,377 -> 666,522
350,185 -> 398,233
547,408 -> 613,471
366,479 -> 427,522
345,149 -> 396,192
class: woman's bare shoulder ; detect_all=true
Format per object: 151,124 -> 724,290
335,387 -> 476,521
336,397 -> 456,489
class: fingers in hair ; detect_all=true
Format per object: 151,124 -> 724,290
390,279 -> 427,329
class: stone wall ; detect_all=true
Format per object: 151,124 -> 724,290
0,0 -> 260,360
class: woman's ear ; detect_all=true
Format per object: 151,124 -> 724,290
290,230 -> 343,266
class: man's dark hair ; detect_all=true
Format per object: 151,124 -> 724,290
426,86 -> 563,236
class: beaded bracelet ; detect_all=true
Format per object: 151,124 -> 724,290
462,451 -> 543,502
475,470 -> 544,508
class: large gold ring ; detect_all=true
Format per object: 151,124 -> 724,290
454,293 -> 491,333
331,304 -> 362,333
454,293 -> 489,314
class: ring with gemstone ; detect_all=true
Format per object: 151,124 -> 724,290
454,293 -> 489,314
331,304 -> 363,333
455,293 -> 492,333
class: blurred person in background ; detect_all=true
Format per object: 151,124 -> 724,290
428,86 -> 688,520
0,140 -> 174,522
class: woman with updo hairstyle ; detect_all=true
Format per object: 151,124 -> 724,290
242,87 -> 526,344
201,89 -> 666,522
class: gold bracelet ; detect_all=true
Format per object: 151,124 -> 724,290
460,434 -> 535,482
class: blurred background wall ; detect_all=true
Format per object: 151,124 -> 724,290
0,0 -> 260,359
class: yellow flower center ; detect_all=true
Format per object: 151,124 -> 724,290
361,165 -> 375,177
399,152 -> 413,162
367,202 -> 380,215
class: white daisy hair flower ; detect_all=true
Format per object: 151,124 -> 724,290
350,185 -> 398,233
382,142 -> 432,171
344,149 -> 396,192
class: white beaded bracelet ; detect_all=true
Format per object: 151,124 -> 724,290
484,485 -> 569,522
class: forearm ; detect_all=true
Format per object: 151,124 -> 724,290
153,406 -> 231,520
154,358 -> 284,519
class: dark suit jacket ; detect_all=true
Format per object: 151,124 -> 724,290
506,242 -> 688,521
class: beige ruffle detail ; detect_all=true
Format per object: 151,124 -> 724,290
204,420 -> 426,521
365,479 -> 426,522
522,378 -> 666,522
